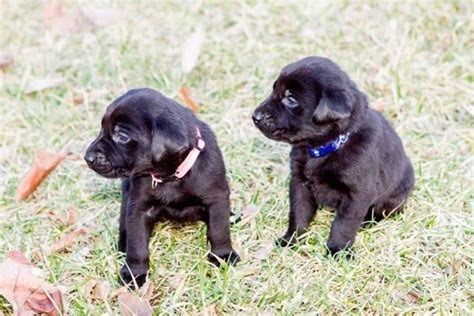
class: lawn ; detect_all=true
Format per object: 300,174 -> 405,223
0,1 -> 472,314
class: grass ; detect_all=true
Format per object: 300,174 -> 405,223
0,1 -> 473,314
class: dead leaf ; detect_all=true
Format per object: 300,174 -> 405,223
118,292 -> 153,316
46,210 -> 63,224
71,93 -> 85,105
110,286 -> 128,299
43,2 -> 93,35
0,50 -> 14,70
239,204 -> 260,226
178,86 -> 200,113
84,279 -> 110,302
254,240 -> 273,261
181,27 -> 204,73
15,150 -> 66,202
43,2 -> 123,35
65,206 -> 79,226
51,227 -> 87,254
394,287 -> 421,304
200,305 -> 218,316
405,291 -> 421,304
139,280 -> 155,300
79,7 -> 122,27
168,272 -> 186,290
46,206 -> 79,226
444,258 -> 466,276
24,77 -> 65,95
0,250 -> 64,315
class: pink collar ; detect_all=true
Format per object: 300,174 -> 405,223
151,127 -> 205,188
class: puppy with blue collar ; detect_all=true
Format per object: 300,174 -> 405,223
252,56 -> 415,256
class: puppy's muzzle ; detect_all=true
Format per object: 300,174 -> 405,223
84,150 -> 112,173
252,110 -> 274,128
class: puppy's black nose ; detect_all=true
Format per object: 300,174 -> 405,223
84,153 -> 96,165
252,111 -> 264,125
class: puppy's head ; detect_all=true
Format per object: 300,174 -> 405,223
252,56 -> 366,145
85,88 -> 193,179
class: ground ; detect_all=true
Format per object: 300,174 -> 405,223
0,1 -> 472,315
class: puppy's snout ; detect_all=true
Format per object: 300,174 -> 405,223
252,111 -> 264,125
84,153 -> 96,165
84,151 -> 107,166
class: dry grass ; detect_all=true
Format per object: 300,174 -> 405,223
0,1 -> 473,314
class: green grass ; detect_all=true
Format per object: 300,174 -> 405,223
1,1 -> 473,314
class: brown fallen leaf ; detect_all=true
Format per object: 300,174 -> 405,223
110,286 -> 128,299
0,250 -> 64,315
254,240 -> 273,261
50,227 -> 87,254
43,1 -> 93,35
195,304 -> 218,316
71,92 -> 85,105
181,26 -> 204,74
46,210 -> 63,225
65,206 -> 79,226
139,280 -> 155,300
31,227 -> 87,261
84,279 -> 110,302
118,292 -> 153,316
394,287 -> 421,305
15,150 -> 66,202
43,2 -> 123,36
24,77 -> 65,95
168,272 -> 186,290
0,50 -> 14,70
79,6 -> 123,27
444,258 -> 466,276
405,291 -> 421,304
178,86 -> 200,113
239,204 -> 260,226
46,206 -> 79,226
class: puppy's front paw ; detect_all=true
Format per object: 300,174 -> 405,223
327,243 -> 355,260
275,234 -> 298,247
208,249 -> 240,267
120,264 -> 148,288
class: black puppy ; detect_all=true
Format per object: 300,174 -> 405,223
85,88 -> 239,287
252,56 -> 415,255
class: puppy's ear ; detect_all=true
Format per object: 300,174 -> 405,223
312,89 -> 352,124
151,118 -> 189,167
305,57 -> 354,124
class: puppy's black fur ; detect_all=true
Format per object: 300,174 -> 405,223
252,56 -> 415,255
85,88 -> 239,287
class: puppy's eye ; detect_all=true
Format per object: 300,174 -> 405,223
113,131 -> 130,144
282,90 -> 298,108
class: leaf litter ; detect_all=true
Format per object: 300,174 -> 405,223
0,250 -> 64,315
181,26 -> 204,74
15,150 -> 66,202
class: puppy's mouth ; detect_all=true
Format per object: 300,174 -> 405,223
89,165 -> 130,179
272,128 -> 286,137
258,127 -> 290,142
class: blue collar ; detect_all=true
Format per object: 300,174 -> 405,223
308,133 -> 350,158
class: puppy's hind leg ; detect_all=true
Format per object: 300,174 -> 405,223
369,169 -> 415,223
327,200 -> 369,257
370,194 -> 408,222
